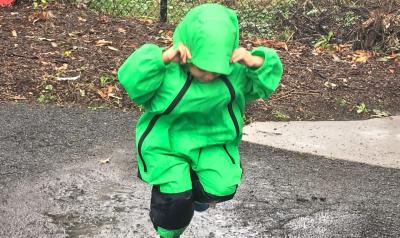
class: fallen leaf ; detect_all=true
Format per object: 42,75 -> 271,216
253,38 -> 288,51
78,17 -> 86,22
371,109 -> 391,118
97,85 -> 115,99
312,49 -> 321,55
79,89 -> 86,97
161,30 -> 173,38
126,43 -> 137,49
97,90 -> 107,98
64,50 -> 72,57
68,32 -> 77,38
161,38 -> 172,44
11,95 -> 27,100
109,94 -> 122,100
38,37 -> 54,41
99,15 -> 110,23
46,11 -> 55,19
55,64 -> 68,72
11,30 -> 17,37
107,46 -> 119,51
51,42 -> 58,47
337,44 -> 352,52
117,27 -> 126,33
100,158 -> 110,164
331,54 -> 342,62
362,16 -> 376,28
96,39 -> 112,47
391,53 -> 400,61
324,82 -> 338,89
29,11 -> 55,23
377,53 -> 400,62
389,69 -> 395,74
376,57 -> 389,62
138,18 -> 154,24
352,50 -> 372,63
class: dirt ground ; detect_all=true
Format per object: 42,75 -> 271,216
1,3 -> 399,121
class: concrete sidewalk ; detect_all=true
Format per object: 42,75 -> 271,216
243,116 -> 400,169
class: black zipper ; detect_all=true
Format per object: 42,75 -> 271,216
137,73 -> 193,172
198,148 -> 203,160
223,144 -> 235,164
220,76 -> 240,138
220,76 -> 239,165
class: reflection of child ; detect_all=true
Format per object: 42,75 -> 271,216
118,4 -> 283,238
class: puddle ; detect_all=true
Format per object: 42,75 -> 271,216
44,212 -> 118,237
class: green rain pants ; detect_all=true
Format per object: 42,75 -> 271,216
147,144 -> 242,238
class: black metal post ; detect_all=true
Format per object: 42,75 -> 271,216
160,0 -> 168,22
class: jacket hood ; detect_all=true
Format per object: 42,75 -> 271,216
173,4 -> 239,75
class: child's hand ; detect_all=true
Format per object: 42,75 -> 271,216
162,43 -> 192,64
230,47 -> 264,68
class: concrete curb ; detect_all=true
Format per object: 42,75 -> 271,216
243,116 -> 400,169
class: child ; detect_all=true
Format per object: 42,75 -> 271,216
118,4 -> 283,238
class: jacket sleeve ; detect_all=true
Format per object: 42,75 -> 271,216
117,44 -> 165,105
244,47 -> 283,103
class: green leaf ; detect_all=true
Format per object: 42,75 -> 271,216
356,103 -> 368,114
45,84 -> 54,91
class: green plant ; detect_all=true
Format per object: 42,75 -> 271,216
237,0 -> 296,39
342,11 -> 359,28
313,31 -> 334,49
243,114 -> 252,125
279,27 -> 295,41
272,110 -> 290,121
305,9 -> 318,17
99,73 -> 115,87
355,102 -> 368,114
335,98 -> 347,107
33,0 -> 48,10
88,0 -> 158,18
37,84 -> 55,104
87,0 -> 297,39
137,105 -> 145,112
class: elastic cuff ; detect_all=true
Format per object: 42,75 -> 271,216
157,226 -> 186,238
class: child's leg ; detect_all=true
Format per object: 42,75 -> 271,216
150,185 -> 193,238
140,155 -> 194,238
191,144 -> 242,204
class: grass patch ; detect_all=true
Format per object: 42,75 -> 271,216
272,110 -> 290,121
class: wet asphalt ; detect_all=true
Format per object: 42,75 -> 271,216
0,102 -> 399,238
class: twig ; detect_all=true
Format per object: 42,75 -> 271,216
314,70 -> 327,79
6,52 -> 39,60
293,90 -> 321,95
269,89 -> 296,101
271,90 -> 322,102
56,74 -> 81,81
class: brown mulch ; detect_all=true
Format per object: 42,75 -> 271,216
1,3 -> 399,121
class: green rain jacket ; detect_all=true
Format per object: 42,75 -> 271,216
118,4 -> 283,191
